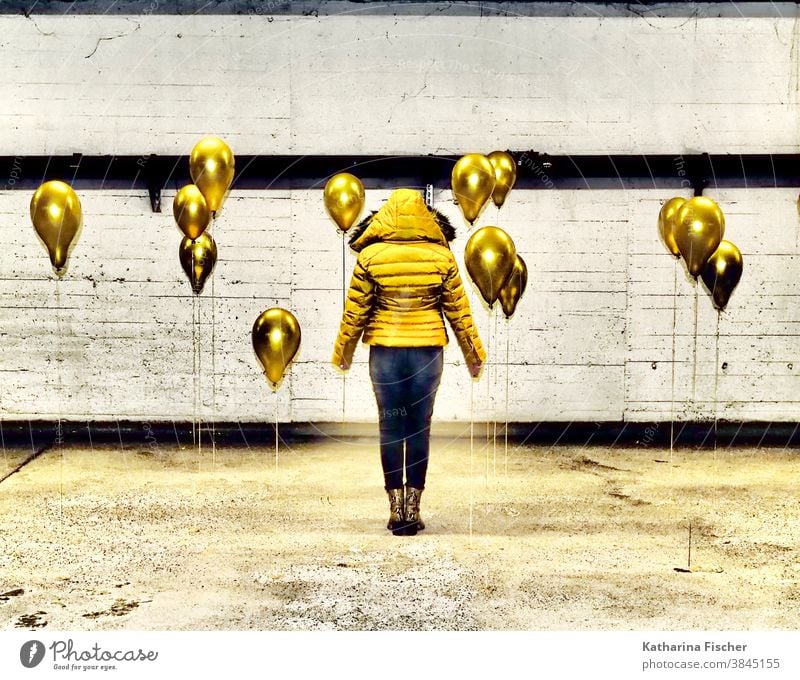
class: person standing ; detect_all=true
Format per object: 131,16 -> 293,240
332,188 -> 485,536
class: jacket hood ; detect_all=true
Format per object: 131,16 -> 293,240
348,188 -> 455,252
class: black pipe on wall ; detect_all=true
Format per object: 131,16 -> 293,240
1,153 -> 798,194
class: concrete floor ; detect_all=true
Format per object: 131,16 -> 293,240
1,436 -> 798,630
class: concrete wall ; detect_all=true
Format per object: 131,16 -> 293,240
1,186 -> 797,423
1,12 -> 798,156
0,9 -> 798,423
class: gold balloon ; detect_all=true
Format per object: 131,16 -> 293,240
323,173 -> 365,232
173,184 -> 211,240
498,255 -> 528,318
488,150 -> 517,208
451,153 -> 496,225
252,308 -> 302,390
701,240 -> 743,311
30,180 -> 82,275
658,196 -> 685,258
464,226 -> 516,307
189,137 -> 235,213
179,232 -> 217,295
674,196 -> 725,278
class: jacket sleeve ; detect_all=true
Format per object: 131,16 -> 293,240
332,254 -> 375,367
441,253 -> 486,364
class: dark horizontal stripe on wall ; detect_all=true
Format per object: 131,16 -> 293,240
2,153 -> 799,193
3,1 -> 796,18
1,420 -> 799,450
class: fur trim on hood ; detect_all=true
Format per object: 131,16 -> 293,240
348,207 -> 456,250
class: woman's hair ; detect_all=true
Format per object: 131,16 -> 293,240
348,207 -> 456,247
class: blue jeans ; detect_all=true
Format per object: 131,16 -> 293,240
368,345 -> 444,490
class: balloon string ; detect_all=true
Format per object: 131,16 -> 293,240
505,317 -> 510,477
493,309 -> 498,478
56,276 -> 64,531
494,205 -> 500,478
469,377 -> 474,543
485,305 -> 491,484
275,390 -> 279,472
211,257 -> 217,470
341,235 -> 346,423
196,289 -> 202,462
692,280 -> 699,414
714,311 -> 720,461
670,260 -> 677,466
341,235 -> 346,309
191,291 -> 197,450
466,243 -> 478,542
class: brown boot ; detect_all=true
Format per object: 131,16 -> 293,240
404,486 -> 425,535
386,488 -> 405,536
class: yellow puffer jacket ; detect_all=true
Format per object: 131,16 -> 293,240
332,188 -> 486,367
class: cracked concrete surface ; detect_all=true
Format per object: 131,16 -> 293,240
84,19 -> 142,59
1,441 -> 798,630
